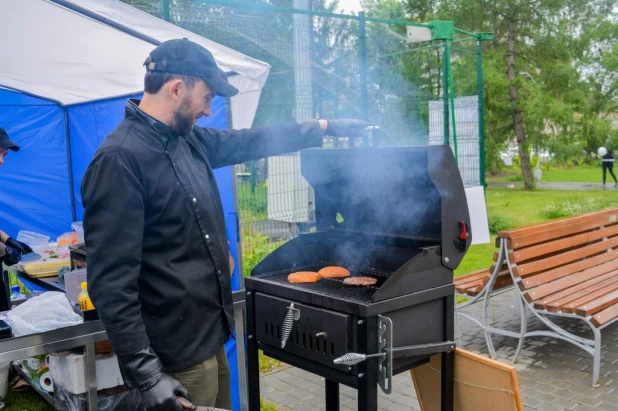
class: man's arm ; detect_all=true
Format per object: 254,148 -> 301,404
201,120 -> 325,169
0,230 -> 8,244
82,152 -> 149,356
82,151 -> 187,411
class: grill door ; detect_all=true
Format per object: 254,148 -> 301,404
255,293 -> 350,369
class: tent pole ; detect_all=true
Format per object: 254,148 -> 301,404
64,108 -> 77,222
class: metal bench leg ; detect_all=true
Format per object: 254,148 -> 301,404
511,293 -> 528,364
482,242 -> 507,359
593,327 -> 602,387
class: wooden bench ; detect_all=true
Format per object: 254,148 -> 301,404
484,207 -> 618,386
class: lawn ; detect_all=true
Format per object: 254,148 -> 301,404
487,165 -> 608,184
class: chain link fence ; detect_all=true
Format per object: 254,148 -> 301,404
122,0 -> 486,276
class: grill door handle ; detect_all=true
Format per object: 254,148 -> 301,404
281,303 -> 300,349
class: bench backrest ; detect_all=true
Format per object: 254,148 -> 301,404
497,207 -> 618,302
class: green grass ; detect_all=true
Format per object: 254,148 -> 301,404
487,165 -> 604,183
260,397 -> 281,410
2,389 -> 54,410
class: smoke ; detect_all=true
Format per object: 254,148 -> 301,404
301,145 -> 453,270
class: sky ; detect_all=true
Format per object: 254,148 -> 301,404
336,0 -> 363,14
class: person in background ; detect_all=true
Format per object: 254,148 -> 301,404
601,147 -> 618,188
81,38 -> 370,411
0,128 -> 34,266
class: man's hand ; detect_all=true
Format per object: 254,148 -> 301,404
118,347 -> 190,411
1,247 -> 21,266
140,374 -> 189,411
6,238 -> 33,255
325,119 -> 372,138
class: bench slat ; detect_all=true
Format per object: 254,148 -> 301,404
534,271 -> 618,312
453,270 -> 488,286
455,279 -> 485,294
561,281 -> 618,314
510,225 -> 618,263
574,290 -> 618,316
518,251 -> 617,289
591,303 -> 618,327
498,208 -> 618,240
504,218 -> 618,251
514,237 -> 618,277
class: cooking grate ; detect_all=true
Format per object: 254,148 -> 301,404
257,264 -> 391,304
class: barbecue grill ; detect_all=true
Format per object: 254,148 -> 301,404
245,146 -> 471,411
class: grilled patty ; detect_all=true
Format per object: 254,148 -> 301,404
318,266 -> 351,278
343,276 -> 378,286
288,271 -> 322,283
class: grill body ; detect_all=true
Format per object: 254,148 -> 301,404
245,146 -> 470,411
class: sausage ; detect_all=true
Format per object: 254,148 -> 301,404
318,266 -> 351,278
288,271 -> 322,283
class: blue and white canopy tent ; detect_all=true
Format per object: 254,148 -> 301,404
0,0 -> 270,408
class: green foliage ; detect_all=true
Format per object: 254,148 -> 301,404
487,213 -> 513,234
238,181 -> 268,222
540,197 -> 616,220
243,233 -> 286,277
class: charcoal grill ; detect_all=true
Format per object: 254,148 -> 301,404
245,146 -> 471,411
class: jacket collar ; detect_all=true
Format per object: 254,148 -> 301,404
125,99 -> 179,145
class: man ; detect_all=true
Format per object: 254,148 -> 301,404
602,148 -> 617,188
81,38 -> 369,411
0,128 -> 33,266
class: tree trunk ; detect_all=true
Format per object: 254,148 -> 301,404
491,160 -> 498,176
506,19 -> 534,189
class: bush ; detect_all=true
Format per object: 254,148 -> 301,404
540,197 -> 615,220
507,174 -> 523,182
488,213 -> 513,234
242,233 -> 285,277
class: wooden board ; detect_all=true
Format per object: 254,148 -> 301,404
20,259 -> 71,278
411,348 -> 523,411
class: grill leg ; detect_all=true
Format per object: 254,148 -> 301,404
441,351 -> 454,411
325,379 -> 339,410
246,292 -> 261,411
358,317 -> 378,411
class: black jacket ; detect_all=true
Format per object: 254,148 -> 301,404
81,100 -> 323,372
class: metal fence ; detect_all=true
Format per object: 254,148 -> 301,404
122,0 -> 488,277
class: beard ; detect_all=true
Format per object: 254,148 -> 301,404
171,97 -> 198,135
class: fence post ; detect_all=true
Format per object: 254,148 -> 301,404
477,40 -> 486,188
358,11 -> 369,146
161,0 -> 170,21
442,40 -> 450,147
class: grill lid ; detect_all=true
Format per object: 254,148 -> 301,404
301,145 -> 470,269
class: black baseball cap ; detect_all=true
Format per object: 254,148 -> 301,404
145,38 -> 239,97
0,128 -> 19,152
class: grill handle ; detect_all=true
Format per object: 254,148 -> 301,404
281,303 -> 300,349
333,352 -> 385,366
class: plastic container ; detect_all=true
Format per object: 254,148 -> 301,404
71,221 -> 84,244
16,230 -> 50,250
78,283 -> 94,312
57,232 -> 78,247
10,286 -> 26,303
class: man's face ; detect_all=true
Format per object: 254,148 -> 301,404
171,79 -> 214,135
0,148 -> 8,167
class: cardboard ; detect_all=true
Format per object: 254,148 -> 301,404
411,348 -> 524,411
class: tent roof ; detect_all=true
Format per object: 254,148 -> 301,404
0,0 -> 270,107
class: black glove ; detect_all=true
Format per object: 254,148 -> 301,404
6,238 -> 33,255
1,247 -> 21,266
325,119 -> 372,138
118,347 -> 189,411
141,374 -> 189,411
